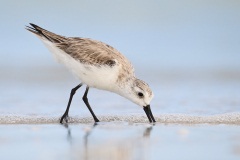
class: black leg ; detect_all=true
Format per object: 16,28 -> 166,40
82,86 -> 100,122
60,83 -> 82,123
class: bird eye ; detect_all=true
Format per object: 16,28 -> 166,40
138,92 -> 144,97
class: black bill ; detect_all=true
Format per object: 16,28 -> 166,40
143,105 -> 156,123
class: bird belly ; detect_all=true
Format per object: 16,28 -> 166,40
77,64 -> 119,90
42,40 -> 119,91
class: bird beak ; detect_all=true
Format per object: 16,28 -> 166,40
143,105 -> 156,123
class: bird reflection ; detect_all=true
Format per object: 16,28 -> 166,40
62,122 -> 154,160
62,122 -> 98,160
83,123 -> 98,145
62,123 -> 73,145
143,125 -> 153,138
62,122 -> 98,145
83,123 -> 98,160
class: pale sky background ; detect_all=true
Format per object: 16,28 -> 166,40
0,0 -> 240,71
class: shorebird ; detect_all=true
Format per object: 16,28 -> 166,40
26,23 -> 155,123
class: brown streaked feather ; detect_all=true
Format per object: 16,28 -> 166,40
26,23 -> 135,82
56,38 -> 135,81
26,23 -> 67,43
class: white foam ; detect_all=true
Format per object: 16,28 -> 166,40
0,113 -> 240,124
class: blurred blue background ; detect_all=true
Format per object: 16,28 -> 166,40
1,0 -> 240,116
1,0 -> 240,71
1,2 -> 240,159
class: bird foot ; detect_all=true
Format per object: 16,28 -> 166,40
60,113 -> 69,124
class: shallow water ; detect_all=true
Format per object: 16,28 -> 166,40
1,67 -> 240,160
0,123 -> 240,160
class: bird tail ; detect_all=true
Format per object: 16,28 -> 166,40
25,23 -> 67,43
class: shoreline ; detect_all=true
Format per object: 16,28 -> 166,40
0,113 -> 240,125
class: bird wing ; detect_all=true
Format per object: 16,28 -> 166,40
26,23 -> 135,77
26,23 -> 67,43
56,38 -> 119,67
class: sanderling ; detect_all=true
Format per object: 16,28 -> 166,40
26,23 -> 155,123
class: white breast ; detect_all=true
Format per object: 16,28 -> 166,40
42,40 -> 120,92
